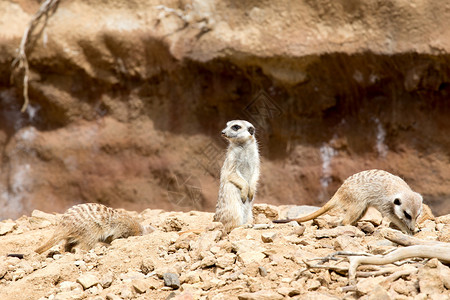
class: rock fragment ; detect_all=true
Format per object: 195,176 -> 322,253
76,273 -> 100,290
360,207 -> 383,226
315,226 -> 364,238
258,266 -> 267,277
100,271 -> 114,288
238,290 -> 284,300
141,257 -> 156,274
261,232 -> 277,243
238,251 -> 266,265
368,285 -> 391,300
132,279 -> 148,294
106,294 -> 122,300
252,204 -> 279,219
418,258 -> 449,294
0,222 -> 16,235
164,272 -> 181,289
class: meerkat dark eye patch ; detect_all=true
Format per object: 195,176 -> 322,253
404,211 -> 412,220
231,125 -> 241,131
248,126 -> 255,135
394,198 -> 401,205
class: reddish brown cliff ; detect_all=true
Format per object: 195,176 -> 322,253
1,0 -> 450,219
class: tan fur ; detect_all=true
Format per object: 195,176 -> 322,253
274,169 -> 423,235
35,203 -> 145,254
213,120 -> 260,232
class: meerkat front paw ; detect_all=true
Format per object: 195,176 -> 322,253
248,187 -> 255,201
240,186 -> 249,203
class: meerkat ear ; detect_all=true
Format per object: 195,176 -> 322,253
248,126 -> 255,135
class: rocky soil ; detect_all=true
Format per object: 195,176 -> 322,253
1,0 -> 450,219
0,204 -> 449,300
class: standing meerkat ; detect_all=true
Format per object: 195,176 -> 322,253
35,203 -> 151,254
213,120 -> 260,232
274,169 -> 423,235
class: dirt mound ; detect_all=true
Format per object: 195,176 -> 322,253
0,204 -> 449,299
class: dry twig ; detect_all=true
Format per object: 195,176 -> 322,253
11,0 -> 60,112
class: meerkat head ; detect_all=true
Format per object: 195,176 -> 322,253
221,120 -> 255,144
392,191 -> 423,234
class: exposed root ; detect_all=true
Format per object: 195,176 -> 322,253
307,251 -> 373,263
380,228 -> 449,246
300,234 -> 450,286
11,0 -> 60,112
348,245 -> 450,284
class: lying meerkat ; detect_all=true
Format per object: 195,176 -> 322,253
35,203 -> 152,254
213,120 -> 260,232
273,169 -> 423,234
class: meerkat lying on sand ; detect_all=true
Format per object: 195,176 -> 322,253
35,203 -> 152,254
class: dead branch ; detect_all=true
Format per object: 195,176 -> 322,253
380,228 -> 449,246
11,0 -> 60,112
303,260 -> 348,273
356,266 -> 399,278
307,251 -> 373,263
380,266 -> 418,286
348,245 -> 450,283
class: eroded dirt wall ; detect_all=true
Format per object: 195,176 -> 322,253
1,0 -> 450,219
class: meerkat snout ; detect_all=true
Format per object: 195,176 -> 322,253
392,192 -> 423,234
221,121 -> 255,142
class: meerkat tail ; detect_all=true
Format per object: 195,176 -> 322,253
273,202 -> 334,224
35,235 -> 62,254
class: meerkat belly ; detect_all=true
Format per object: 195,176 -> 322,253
236,160 -> 253,182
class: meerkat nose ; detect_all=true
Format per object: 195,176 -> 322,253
221,131 -> 226,136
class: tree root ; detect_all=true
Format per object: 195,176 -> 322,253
301,229 -> 450,286
348,245 -> 450,284
380,227 -> 449,246
11,0 -> 60,112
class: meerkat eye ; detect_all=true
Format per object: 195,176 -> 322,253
231,125 -> 241,131
394,198 -> 401,205
404,211 -> 412,220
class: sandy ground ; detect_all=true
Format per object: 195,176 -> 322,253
0,204 -> 449,300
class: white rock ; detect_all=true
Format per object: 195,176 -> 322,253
356,276 -> 386,294
306,279 -> 321,291
119,271 -> 145,282
100,271 -> 114,288
277,287 -> 300,297
238,251 -> 266,265
216,253 -> 236,269
58,281 -> 80,293
106,294 -> 122,300
334,235 -> 365,252
132,279 -> 148,294
0,222 -> 16,235
199,255 -> 217,268
76,273 -> 100,290
253,224 -> 274,230
238,290 -> 283,300
315,226 -> 364,238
